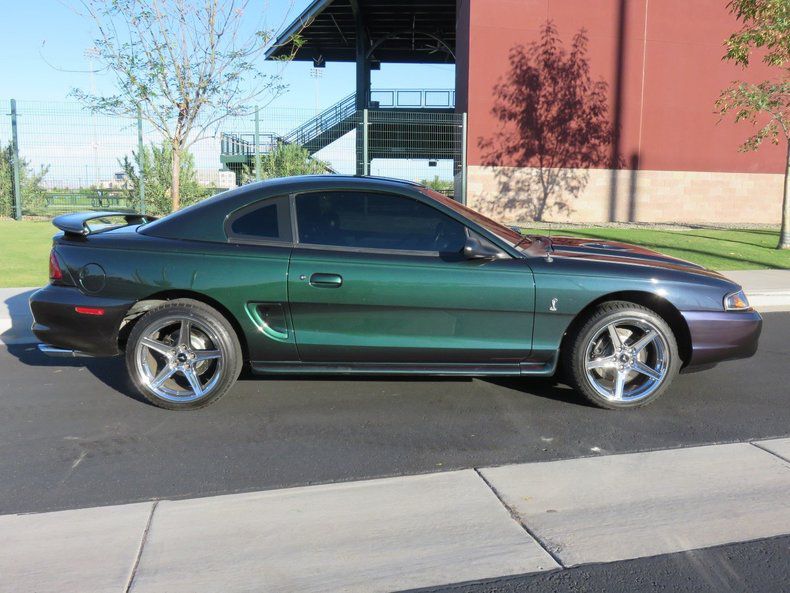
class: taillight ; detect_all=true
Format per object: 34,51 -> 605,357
49,250 -> 63,282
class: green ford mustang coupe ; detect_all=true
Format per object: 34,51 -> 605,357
30,175 -> 761,410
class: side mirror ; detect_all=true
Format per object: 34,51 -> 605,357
463,233 -> 507,260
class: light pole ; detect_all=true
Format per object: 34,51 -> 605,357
84,47 -> 101,188
309,67 -> 323,114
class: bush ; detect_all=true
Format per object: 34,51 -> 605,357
242,142 -> 330,182
420,175 -> 454,194
0,143 -> 49,217
119,142 -> 207,216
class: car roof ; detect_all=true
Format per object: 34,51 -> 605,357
140,175 -> 431,242
242,174 -> 424,191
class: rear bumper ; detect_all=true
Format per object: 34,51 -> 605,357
29,285 -> 134,357
681,310 -> 762,368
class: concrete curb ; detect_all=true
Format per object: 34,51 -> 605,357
741,292 -> 790,312
0,287 -> 36,345
723,270 -> 790,312
1,438 -> 789,593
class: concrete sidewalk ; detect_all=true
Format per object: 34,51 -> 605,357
1,439 -> 789,593
2,270 -> 789,344
0,287 -> 36,345
723,270 -> 790,311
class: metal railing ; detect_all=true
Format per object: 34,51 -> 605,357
370,89 -> 455,109
221,88 -> 457,159
283,93 -> 357,147
220,132 -> 282,157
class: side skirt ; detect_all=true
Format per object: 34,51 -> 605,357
250,357 -> 557,377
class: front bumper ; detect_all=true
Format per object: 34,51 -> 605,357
681,310 -> 762,368
29,285 -> 134,357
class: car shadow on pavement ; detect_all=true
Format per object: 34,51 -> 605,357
3,343 -> 152,406
484,376 -> 595,407
243,373 -> 591,408
0,288 -> 37,345
4,341 -> 590,409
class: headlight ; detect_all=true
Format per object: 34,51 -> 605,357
724,289 -> 751,311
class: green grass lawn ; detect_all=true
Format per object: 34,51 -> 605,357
525,227 -> 790,271
0,220 -> 787,288
0,220 -> 56,288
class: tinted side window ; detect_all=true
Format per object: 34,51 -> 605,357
227,196 -> 291,242
295,191 -> 467,252
231,204 -> 278,237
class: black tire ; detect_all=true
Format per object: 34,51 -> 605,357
562,301 -> 680,409
125,299 -> 243,410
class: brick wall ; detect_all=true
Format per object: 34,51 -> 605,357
466,166 -> 784,224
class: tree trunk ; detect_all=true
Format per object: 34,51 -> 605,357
170,142 -> 181,212
780,139 -> 790,250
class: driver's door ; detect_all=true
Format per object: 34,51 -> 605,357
286,190 -> 535,364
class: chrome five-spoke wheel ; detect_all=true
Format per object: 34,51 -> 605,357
565,301 -> 680,409
584,318 -> 669,403
126,299 -> 243,410
135,317 -> 224,403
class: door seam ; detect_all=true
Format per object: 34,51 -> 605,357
285,244 -> 304,361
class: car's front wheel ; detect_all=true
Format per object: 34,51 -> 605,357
564,301 -> 680,409
125,299 -> 242,410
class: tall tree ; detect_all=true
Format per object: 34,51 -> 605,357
716,0 -> 789,249
73,0 -> 300,212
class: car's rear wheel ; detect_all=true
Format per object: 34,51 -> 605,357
564,301 -> 680,409
125,299 -> 242,410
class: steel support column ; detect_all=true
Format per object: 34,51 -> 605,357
352,0 -> 370,110
460,112 -> 468,204
353,0 -> 370,175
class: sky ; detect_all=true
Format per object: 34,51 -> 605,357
0,0 -> 455,109
0,0 -> 456,186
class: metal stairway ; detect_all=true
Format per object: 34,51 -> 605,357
219,88 -> 458,181
282,93 -> 357,153
220,92 -> 357,172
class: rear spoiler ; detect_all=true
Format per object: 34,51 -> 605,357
52,211 -> 157,236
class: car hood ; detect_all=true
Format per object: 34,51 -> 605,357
542,235 -> 728,280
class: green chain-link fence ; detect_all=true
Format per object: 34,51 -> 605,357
0,95 -> 466,219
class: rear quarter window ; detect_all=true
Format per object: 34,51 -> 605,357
226,196 -> 292,243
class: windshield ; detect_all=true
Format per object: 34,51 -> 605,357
420,188 -> 529,248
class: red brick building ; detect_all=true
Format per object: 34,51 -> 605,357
270,0 -> 785,223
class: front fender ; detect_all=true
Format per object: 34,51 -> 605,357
528,256 -> 738,356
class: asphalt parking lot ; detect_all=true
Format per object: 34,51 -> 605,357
1,311 -> 788,517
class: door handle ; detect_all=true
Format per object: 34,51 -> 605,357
309,273 -> 343,288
